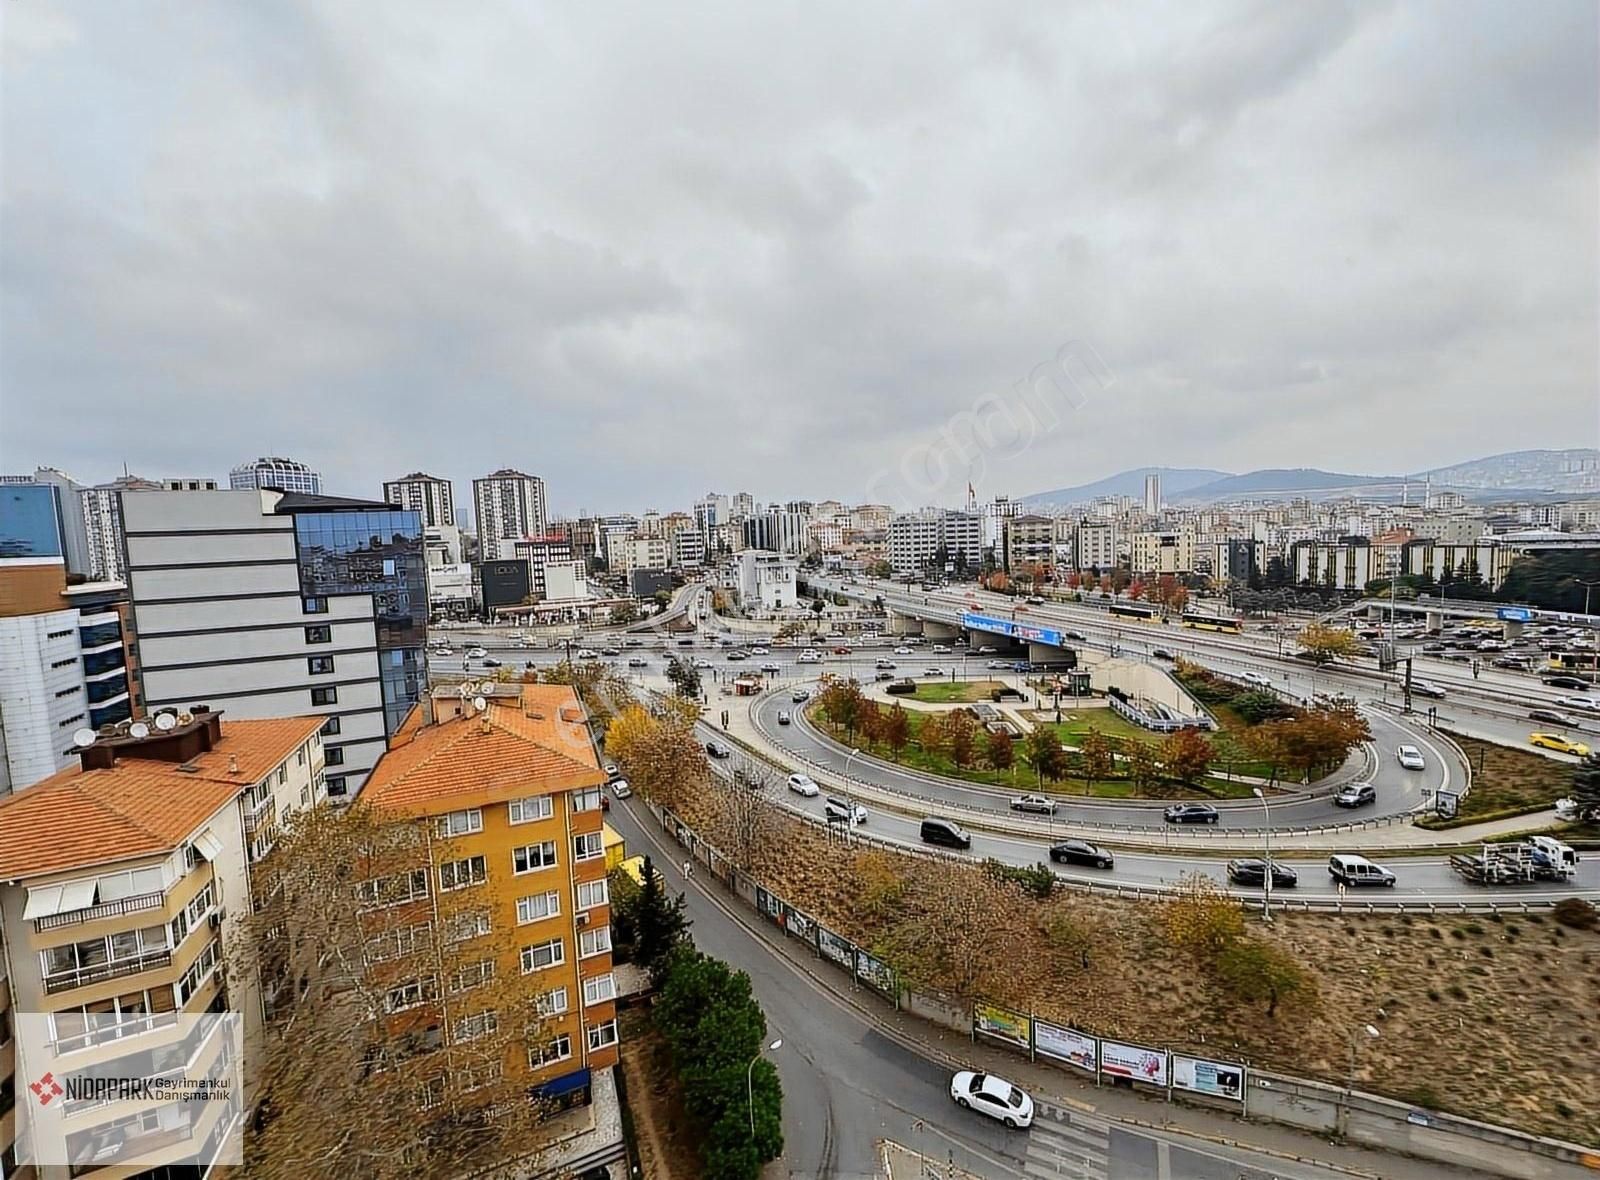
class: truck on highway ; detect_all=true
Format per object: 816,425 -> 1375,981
1448,837 -> 1579,885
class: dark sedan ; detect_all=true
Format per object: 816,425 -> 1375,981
1048,840 -> 1115,869
1162,803 -> 1219,825
1226,858 -> 1299,888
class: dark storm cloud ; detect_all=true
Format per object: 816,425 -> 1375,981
2,0 -> 1594,512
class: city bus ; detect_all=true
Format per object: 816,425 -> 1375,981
1108,602 -> 1159,623
1548,650 -> 1600,674
1181,610 -> 1244,634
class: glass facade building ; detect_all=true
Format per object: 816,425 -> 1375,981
292,508 -> 427,735
0,484 -> 67,560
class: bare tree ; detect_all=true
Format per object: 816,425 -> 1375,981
709,758 -> 782,873
880,857 -> 1028,1000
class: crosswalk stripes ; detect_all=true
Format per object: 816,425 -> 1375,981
1024,1103 -> 1111,1180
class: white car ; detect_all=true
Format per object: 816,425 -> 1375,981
1009,794 -> 1057,815
1396,744 -> 1426,770
824,796 -> 868,825
797,650 -> 822,664
609,778 -> 632,799
575,648 -> 599,660
693,658 -> 714,669
1241,671 -> 1273,688
923,667 -> 945,678
466,646 -> 488,659
987,660 -> 1010,669
950,1071 -> 1034,1129
894,646 -> 913,655
1555,695 -> 1600,713
931,644 -> 952,654
875,658 -> 896,670
750,647 -> 770,656
786,773 -> 820,797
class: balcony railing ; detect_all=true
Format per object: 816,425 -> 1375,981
36,891 -> 165,933
44,949 -> 173,995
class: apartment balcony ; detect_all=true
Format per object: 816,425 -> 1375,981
44,949 -> 173,995
35,890 -> 165,934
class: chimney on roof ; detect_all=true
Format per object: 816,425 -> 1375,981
421,693 -> 436,727
228,755 -> 240,776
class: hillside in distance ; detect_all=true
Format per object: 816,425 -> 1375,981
1021,467 -> 1229,508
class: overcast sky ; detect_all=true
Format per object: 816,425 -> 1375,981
3,1 -> 1596,515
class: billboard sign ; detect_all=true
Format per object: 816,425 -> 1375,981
1496,606 -> 1535,622
961,611 -> 1064,649
973,1003 -> 1031,1050
818,928 -> 854,971
1034,1020 -> 1097,1074
1099,1039 -> 1168,1085
1171,1055 -> 1244,1101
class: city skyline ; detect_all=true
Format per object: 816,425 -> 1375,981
3,4 -> 1594,511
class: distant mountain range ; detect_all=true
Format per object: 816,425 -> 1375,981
1021,449 -> 1600,509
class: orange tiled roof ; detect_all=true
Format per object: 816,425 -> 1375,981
0,716 -> 325,881
363,684 -> 604,815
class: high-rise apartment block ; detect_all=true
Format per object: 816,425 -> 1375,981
120,490 -> 426,798
473,470 -> 547,557
228,456 -> 322,495
383,472 -> 456,527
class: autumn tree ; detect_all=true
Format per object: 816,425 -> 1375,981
1296,622 -> 1360,665
984,726 -> 1014,771
709,760 -> 781,874
816,676 -> 866,741
918,711 -> 948,757
944,708 -> 978,768
234,804 -> 563,1180
1214,939 -> 1314,1018
1024,725 -> 1067,786
1161,874 -> 1246,960
605,699 -> 709,811
1126,741 -> 1161,795
880,859 -> 1027,1000
883,704 -> 911,756
1160,727 -> 1213,788
1079,728 -> 1114,790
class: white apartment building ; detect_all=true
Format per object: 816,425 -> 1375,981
735,550 -> 798,611
887,511 -> 941,576
1143,474 -> 1161,516
543,560 -> 589,602
619,534 -> 669,573
1074,520 -> 1118,572
1291,540 -> 1376,590
472,469 -> 547,556
0,608 -> 88,795
383,471 -> 456,527
228,456 -> 321,495
1128,530 -> 1197,575
120,490 -> 428,799
671,530 -> 706,568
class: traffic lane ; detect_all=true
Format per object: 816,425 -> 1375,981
759,691 -> 1437,830
752,778 -> 1600,903
603,800 -> 1035,1180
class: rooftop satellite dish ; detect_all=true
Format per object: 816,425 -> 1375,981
72,727 -> 98,749
129,722 -> 151,740
177,712 -> 194,726
154,712 -> 178,732
472,696 -> 488,713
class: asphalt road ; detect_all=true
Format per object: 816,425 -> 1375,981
605,800 -> 1515,1180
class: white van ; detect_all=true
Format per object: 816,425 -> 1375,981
1327,854 -> 1396,888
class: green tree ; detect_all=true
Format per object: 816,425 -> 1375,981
1214,937 -> 1314,1018
1024,725 -> 1067,786
628,856 -> 692,982
1233,690 -> 1288,725
666,655 -> 703,699
611,600 -> 640,624
1079,728 -> 1114,789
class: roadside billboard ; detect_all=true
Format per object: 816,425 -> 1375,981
1099,1039 -> 1168,1086
818,928 -> 854,971
961,611 -> 1064,649
1033,1020 -> 1097,1075
1171,1055 -> 1244,1101
1496,606 -> 1535,622
973,1003 -> 1031,1050
856,949 -> 895,996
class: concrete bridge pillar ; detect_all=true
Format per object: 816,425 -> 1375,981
1425,610 -> 1443,634
1028,641 -> 1077,668
887,612 -> 923,636
1502,619 -> 1524,641
923,621 -> 960,640
1367,603 -> 1384,620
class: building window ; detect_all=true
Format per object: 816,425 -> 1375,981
325,747 -> 345,766
587,1020 -> 619,1052
512,841 -> 557,875
417,1076 -> 446,1110
365,922 -> 431,964
357,868 -> 429,909
438,856 -> 487,891
583,973 -> 617,1007
520,938 -> 565,974
303,596 -> 328,614
576,879 -> 609,910
308,656 -> 335,675
176,940 -> 221,1005
507,795 -> 553,825
305,625 -> 333,644
311,686 -> 338,706
579,926 -> 612,958
515,891 -> 561,925
444,910 -> 491,944
320,716 -> 341,736
530,1034 -> 572,1068
54,685 -> 82,699
570,787 -> 602,813
449,959 -> 495,994
385,975 -> 438,1014
535,987 -> 569,1017
573,832 -> 604,862
456,1060 -> 502,1093
451,1010 -> 498,1044
326,775 -> 348,797
436,809 -> 483,838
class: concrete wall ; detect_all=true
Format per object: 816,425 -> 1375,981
1085,655 -> 1204,716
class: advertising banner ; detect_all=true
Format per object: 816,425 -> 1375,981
783,904 -> 814,946
855,949 -> 895,996
1033,1020 -> 1097,1074
973,1003 -> 1031,1050
1099,1039 -> 1168,1085
1171,1054 -> 1244,1101
1496,606 -> 1535,622
818,927 -> 854,971
961,611 -> 1063,648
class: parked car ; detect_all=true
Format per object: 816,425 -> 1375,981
950,1071 -> 1034,1129
1162,803 -> 1219,825
609,778 -> 632,800
776,710 -> 792,725
1530,732 -> 1591,757
1327,853 -> 1396,887
1048,839 -> 1114,869
1334,782 -> 1377,808
705,739 -> 732,759
1396,745 -> 1426,770
1226,858 -> 1299,888
1008,794 -> 1057,815
604,761 -> 620,780
823,796 -> 868,825
919,817 -> 971,849
786,773 -> 820,797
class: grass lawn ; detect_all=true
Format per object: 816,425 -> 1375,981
1416,731 -> 1580,827
907,679 -> 1007,703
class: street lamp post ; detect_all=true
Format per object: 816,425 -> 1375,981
1251,786 -> 1272,921
748,1038 -> 782,1136
842,748 -> 863,842
1577,579 -> 1600,618
1341,1024 -> 1380,1138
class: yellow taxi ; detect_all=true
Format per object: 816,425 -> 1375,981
1529,732 -> 1591,757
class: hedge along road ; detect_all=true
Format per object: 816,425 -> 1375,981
750,680 -> 1452,831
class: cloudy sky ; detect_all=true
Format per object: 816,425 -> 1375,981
3,1 -> 1595,515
